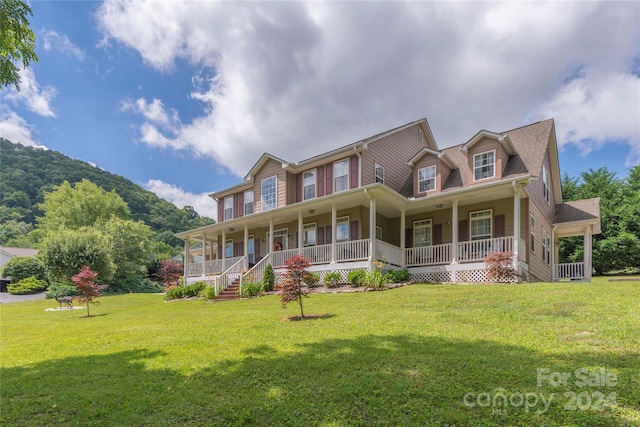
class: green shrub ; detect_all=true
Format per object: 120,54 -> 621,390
262,264 -> 275,292
199,285 -> 217,301
45,281 -> 78,299
364,270 -> 385,290
1,257 -> 47,283
347,269 -> 367,287
304,272 -> 321,288
126,278 -> 164,293
241,282 -> 261,297
324,271 -> 341,288
383,268 -> 411,284
8,276 -> 48,295
164,282 -> 205,300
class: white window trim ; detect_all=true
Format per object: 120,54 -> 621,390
247,235 -> 255,264
376,226 -> 383,240
224,196 -> 233,221
470,209 -> 493,241
473,150 -> 496,181
418,165 -> 436,193
543,166 -> 550,204
224,238 -> 233,258
336,216 -> 350,242
530,215 -> 535,252
333,159 -> 350,193
542,229 -> 551,265
261,175 -> 277,212
375,163 -> 384,184
418,128 -> 424,143
303,223 -> 317,247
303,169 -> 317,201
413,219 -> 433,247
244,190 -> 254,216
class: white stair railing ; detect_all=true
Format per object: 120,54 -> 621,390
214,256 -> 246,296
240,253 -> 273,293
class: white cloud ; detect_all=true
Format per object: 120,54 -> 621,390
5,68 -> 57,117
0,106 -> 46,149
144,179 -> 217,220
42,30 -> 85,61
97,1 -> 640,176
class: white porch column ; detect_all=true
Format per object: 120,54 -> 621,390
400,209 -> 406,267
552,226 -> 557,281
369,196 -> 376,262
221,229 -> 226,261
584,226 -> 592,281
184,238 -> 189,281
244,224 -> 249,270
268,218 -> 274,254
298,211 -> 304,251
451,200 -> 459,264
201,234 -> 206,276
513,185 -> 521,278
331,204 -> 337,264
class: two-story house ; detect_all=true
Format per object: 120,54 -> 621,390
177,118 -> 600,293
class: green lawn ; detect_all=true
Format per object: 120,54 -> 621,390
1,278 -> 639,426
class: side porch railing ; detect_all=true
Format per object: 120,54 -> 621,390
213,256 -> 245,296
188,256 -> 244,277
554,262 -> 585,281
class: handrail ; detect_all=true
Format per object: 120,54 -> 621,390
214,256 -> 246,296
241,252 -> 273,293
375,240 -> 403,267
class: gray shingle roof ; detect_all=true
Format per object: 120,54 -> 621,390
554,198 -> 601,224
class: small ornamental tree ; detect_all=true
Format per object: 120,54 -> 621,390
484,252 -> 518,283
72,266 -> 108,317
157,260 -> 184,288
280,254 -> 311,318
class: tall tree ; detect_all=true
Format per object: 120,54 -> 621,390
102,217 -> 152,286
0,0 -> 38,90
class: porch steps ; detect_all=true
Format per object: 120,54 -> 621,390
215,279 -> 240,301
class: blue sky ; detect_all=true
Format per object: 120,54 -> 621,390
2,1 -> 638,220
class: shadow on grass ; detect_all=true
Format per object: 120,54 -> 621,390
2,337 -> 638,426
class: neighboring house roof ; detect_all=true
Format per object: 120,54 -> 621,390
0,247 -> 39,258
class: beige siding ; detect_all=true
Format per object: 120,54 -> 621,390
524,149 -> 555,224
286,171 -> 297,205
254,158 -> 287,213
466,138 -> 506,185
413,155 -> 448,197
527,199 -> 553,282
362,125 -> 426,192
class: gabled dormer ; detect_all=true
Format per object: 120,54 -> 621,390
460,130 -> 516,185
407,148 -> 456,197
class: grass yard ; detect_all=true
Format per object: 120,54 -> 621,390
1,277 -> 639,426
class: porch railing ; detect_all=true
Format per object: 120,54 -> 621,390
555,262 -> 585,281
213,257 -> 245,296
406,243 -> 451,267
301,245 -> 332,265
457,237 -> 514,262
336,239 -> 369,262
188,256 -> 244,277
241,253 -> 272,289
375,240 -> 403,267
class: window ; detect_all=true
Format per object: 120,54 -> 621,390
261,176 -> 277,211
303,223 -> 317,246
530,216 -> 535,252
303,170 -> 316,200
336,216 -> 350,242
225,239 -> 233,258
418,166 -> 436,193
473,150 -> 495,180
248,235 -> 255,264
418,129 -> 424,143
334,159 -> 349,192
244,190 -> 254,215
470,210 -> 492,241
223,196 -> 233,221
413,219 -> 432,247
542,229 -> 551,265
376,226 -> 383,240
375,163 -> 384,184
543,166 -> 550,204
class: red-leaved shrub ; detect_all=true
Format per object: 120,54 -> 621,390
484,251 -> 518,283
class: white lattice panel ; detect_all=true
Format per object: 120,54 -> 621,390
410,272 -> 452,283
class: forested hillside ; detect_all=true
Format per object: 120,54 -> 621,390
0,138 -> 214,248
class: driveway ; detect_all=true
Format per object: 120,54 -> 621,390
0,292 -> 46,303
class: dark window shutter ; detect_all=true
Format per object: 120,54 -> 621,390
218,242 -> 223,257
318,227 -> 325,245
325,164 -> 333,195
255,240 -> 260,259
234,242 -> 243,257
325,226 -> 332,244
218,201 -> 224,223
433,224 -> 443,245
235,193 -> 243,218
405,228 -> 413,248
494,215 -> 505,238
317,167 -> 325,197
349,155 -> 358,189
350,221 -> 358,241
459,220 -> 469,242
296,174 -> 302,202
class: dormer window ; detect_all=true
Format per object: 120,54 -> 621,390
334,159 -> 349,192
375,163 -> 384,184
303,170 -> 316,200
418,166 -> 436,193
223,196 -> 233,221
473,150 -> 495,181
